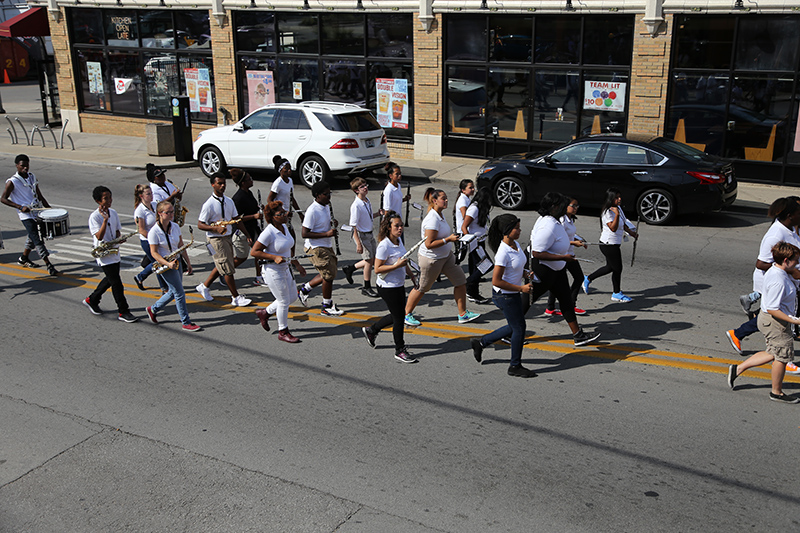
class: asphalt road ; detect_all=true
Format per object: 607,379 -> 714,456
1,158 -> 798,532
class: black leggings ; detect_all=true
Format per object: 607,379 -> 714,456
522,263 -> 577,323
372,286 -> 407,353
547,259 -> 584,310
588,244 -> 623,293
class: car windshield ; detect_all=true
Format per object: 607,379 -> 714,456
648,137 -> 713,162
314,111 -> 381,132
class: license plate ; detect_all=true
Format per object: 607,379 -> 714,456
365,138 -> 375,148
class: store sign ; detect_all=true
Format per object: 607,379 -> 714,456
583,81 -> 626,112
184,68 -> 212,113
87,62 -> 103,94
110,16 -> 133,41
376,78 -> 408,130
246,70 -> 275,113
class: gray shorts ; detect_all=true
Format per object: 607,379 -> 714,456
357,231 -> 377,261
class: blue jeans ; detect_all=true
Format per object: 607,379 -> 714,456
481,291 -> 527,367
152,268 -> 190,325
136,239 -> 168,291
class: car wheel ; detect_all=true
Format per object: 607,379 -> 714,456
493,176 -> 526,210
299,155 -> 329,189
637,188 -> 675,225
199,146 -> 226,178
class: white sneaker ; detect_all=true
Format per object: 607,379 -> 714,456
231,295 -> 252,307
321,303 -> 344,316
195,283 -> 213,301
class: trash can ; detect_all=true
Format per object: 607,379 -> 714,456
171,96 -> 192,162
145,123 -> 174,156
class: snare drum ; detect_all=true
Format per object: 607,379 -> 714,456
36,208 -> 70,240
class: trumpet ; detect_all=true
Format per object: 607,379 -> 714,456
91,230 -> 139,258
153,227 -> 194,275
209,216 -> 243,227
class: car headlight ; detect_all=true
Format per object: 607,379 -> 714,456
479,166 -> 495,175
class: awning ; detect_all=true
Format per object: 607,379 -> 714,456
0,8 -> 50,39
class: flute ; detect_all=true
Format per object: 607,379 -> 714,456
404,182 -> 410,227
377,238 -> 425,281
328,203 -> 340,255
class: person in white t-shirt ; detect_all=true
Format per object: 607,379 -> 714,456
380,162 -> 410,217
545,197 -> 588,317
132,183 -> 168,293
83,186 -> 138,323
402,187 -> 480,327
147,164 -> 182,206
342,177 -> 381,298
583,188 -> 638,302
251,200 -> 307,343
460,186 -> 492,304
453,178 -> 474,234
728,241 -> 800,404
267,156 -> 304,226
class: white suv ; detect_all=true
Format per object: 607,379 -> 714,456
193,101 -> 390,188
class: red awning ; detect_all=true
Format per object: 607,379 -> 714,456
0,8 -> 50,38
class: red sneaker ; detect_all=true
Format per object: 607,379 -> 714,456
544,308 -> 562,316
182,323 -> 202,332
278,330 -> 300,343
146,306 -> 158,324
574,307 -> 587,316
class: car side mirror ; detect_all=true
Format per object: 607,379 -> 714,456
543,155 -> 556,167
233,123 -> 245,132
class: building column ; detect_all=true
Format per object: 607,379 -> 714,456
48,7 -> 81,132
412,13 -> 442,161
209,9 -> 238,126
628,13 -> 673,137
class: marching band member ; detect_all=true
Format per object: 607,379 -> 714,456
544,197 -> 587,316
267,156 -> 303,222
229,168 -> 264,285
402,187 -> 480,327
250,201 -> 307,343
362,211 -> 419,363
145,200 -> 201,332
298,181 -> 344,316
470,214 -> 536,377
454,178 -> 474,234
380,162 -> 409,216
461,186 -> 492,305
195,172 -> 253,307
133,183 -> 168,293
147,163 -> 182,205
1,154 -> 60,275
342,177 -> 381,298
83,186 -> 137,322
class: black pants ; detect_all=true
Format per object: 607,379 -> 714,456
547,259 -> 584,310
89,262 -> 130,314
465,243 -> 486,296
523,263 -> 577,323
371,286 -> 407,353
589,244 -> 623,293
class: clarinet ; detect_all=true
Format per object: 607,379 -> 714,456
405,182 -> 410,227
329,203 -> 340,255
256,189 -> 265,232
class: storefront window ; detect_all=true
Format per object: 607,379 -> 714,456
447,16 -> 485,61
71,9 -> 104,45
489,16 -> 532,63
322,14 -> 364,56
673,17 -> 734,70
76,49 -> 108,111
235,12 -> 275,53
139,11 -> 172,49
239,55 -> 277,115
533,70 -> 580,142
447,66 -> 487,134
277,14 -> 318,54
726,75 -> 792,162
367,14 -> 413,58
735,18 -> 800,71
175,11 -> 211,49
535,17 -> 580,64
487,68 -> 529,140
583,17 -> 633,66
578,71 -> 628,138
323,60 -> 365,103
277,59 -> 319,102
105,10 -> 138,48
108,50 -> 143,114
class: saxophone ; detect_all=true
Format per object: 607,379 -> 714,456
209,216 -> 243,227
173,179 -> 189,227
153,227 -> 194,275
91,230 -> 139,258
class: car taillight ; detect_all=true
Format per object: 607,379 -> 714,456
331,138 -> 359,149
381,133 -> 387,144
686,170 -> 725,184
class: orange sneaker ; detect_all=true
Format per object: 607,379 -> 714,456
726,330 -> 742,356
786,362 -> 800,375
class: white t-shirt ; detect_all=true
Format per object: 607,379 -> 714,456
270,177 -> 294,209
600,207 -> 634,245
493,240 -> 526,294
561,215 -> 577,254
455,192 -> 471,232
257,223 -> 294,270
198,193 -> 238,238
89,207 -> 122,266
134,202 -> 157,242
530,215 -> 570,271
151,181 -> 177,205
147,221 -> 182,258
6,172 -> 38,221
303,201 -> 332,249
376,237 -> 407,288
464,203 -> 488,253
349,196 -> 374,233
753,219 -> 800,294
419,209 -> 452,260
760,264 -> 797,316
382,182 -> 402,215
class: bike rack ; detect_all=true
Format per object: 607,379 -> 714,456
30,125 -> 46,147
6,128 -> 15,144
15,118 -> 29,145
41,125 -> 58,148
59,119 -> 69,150
5,116 -> 17,144
65,132 -> 75,150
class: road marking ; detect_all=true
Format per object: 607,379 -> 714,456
0,262 -> 796,384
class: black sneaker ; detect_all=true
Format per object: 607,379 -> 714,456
769,392 -> 799,404
573,329 -> 601,347
507,365 -> 537,378
471,338 -> 484,363
118,312 -> 139,323
361,287 -> 380,298
467,294 -> 492,305
46,263 -> 60,276
362,326 -> 376,348
501,336 -> 530,346
343,264 -> 356,285
133,276 -> 145,291
83,297 -> 102,315
18,256 -> 40,268
727,364 -> 737,390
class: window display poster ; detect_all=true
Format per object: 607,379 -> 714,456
293,82 -> 303,100
184,68 -> 212,113
246,70 -> 275,113
87,62 -> 103,94
583,81 -> 626,112
114,78 -> 133,95
376,78 -> 408,129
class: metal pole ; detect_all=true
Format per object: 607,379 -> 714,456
59,118 -> 69,150
6,116 -> 17,144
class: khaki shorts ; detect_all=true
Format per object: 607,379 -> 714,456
232,231 -> 250,259
758,311 -> 795,364
357,231 -> 377,261
208,236 -> 235,276
306,246 -> 338,281
417,252 -> 466,293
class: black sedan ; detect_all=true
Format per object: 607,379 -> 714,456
476,135 -> 738,225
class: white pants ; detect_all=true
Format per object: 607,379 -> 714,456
262,264 -> 297,330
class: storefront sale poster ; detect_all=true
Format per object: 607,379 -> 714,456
246,70 -> 275,113
87,62 -> 103,94
583,81 -> 626,112
185,68 -> 213,113
376,78 -> 409,129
